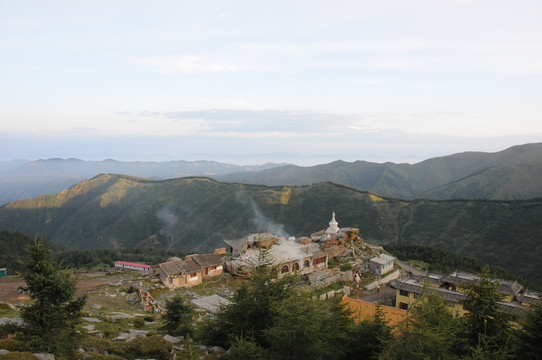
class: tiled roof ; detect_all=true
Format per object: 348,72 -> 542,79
182,259 -> 202,274
192,254 -> 223,268
158,260 -> 185,276
518,292 -> 541,304
312,250 -> 327,259
391,279 -> 466,303
158,259 -> 202,275
441,272 -> 523,295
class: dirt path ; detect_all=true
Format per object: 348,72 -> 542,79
0,273 -> 129,304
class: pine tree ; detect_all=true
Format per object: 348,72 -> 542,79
514,303 -> 542,360
162,294 -> 195,336
18,238 -> 87,354
459,266 -> 512,358
379,292 -> 463,360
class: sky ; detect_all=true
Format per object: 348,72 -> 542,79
1,0 -> 541,165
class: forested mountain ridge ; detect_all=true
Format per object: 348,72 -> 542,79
0,174 -> 541,283
0,158 -> 283,205
218,143 -> 542,200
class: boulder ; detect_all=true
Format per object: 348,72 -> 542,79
33,353 -> 55,360
163,335 -> 184,343
209,346 -> 226,354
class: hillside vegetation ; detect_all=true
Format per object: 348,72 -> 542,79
0,158 -> 282,205
218,143 -> 542,200
0,174 -> 541,283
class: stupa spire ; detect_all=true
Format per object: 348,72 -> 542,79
326,212 -> 339,234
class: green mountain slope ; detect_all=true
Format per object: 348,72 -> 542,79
0,174 -> 541,283
0,158 -> 283,205
218,143 -> 542,200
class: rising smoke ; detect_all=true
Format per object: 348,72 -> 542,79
156,205 -> 178,228
236,190 -> 289,238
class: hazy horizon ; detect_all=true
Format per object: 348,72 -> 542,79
1,138 -> 539,167
1,1 -> 541,165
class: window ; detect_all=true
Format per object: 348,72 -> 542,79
313,257 -> 326,265
281,265 -> 289,274
292,263 -> 300,271
303,260 -> 310,268
399,289 -> 409,297
190,273 -> 197,278
399,302 -> 409,310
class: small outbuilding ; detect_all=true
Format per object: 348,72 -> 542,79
369,254 -> 395,276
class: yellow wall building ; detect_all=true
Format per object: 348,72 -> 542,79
392,271 -> 525,317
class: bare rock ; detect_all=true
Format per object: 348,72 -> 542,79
0,316 -> 23,326
109,313 -> 134,321
33,353 -> 55,360
209,346 -> 225,353
163,334 -> 184,343
82,317 -> 102,323
128,329 -> 148,337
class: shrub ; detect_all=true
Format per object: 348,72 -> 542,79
340,263 -> 353,271
133,318 -> 145,329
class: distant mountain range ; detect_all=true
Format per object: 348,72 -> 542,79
217,143 -> 542,200
1,174 -> 541,284
0,158 -> 282,205
1,143 -> 541,205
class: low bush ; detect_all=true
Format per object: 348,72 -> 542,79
132,318 -> 145,329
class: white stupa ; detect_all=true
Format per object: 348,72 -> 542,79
325,212 -> 339,235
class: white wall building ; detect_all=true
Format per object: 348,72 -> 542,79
369,254 -> 395,276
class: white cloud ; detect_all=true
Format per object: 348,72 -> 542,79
136,55 -> 247,74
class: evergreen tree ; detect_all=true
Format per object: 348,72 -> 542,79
202,263 -> 297,348
162,294 -> 195,337
223,336 -> 269,360
344,305 -> 392,359
265,296 -> 352,360
514,303 -> 542,360
18,238 -> 87,354
459,266 -> 512,358
379,292 -> 463,360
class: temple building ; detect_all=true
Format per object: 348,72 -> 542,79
223,212 -> 362,278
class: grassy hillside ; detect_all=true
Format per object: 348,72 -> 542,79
0,174 -> 541,283
218,143 -> 542,200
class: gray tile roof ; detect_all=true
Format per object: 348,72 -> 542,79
192,254 -> 223,268
183,259 -> 202,274
158,260 -> 185,276
158,259 -> 202,275
392,279 -> 467,303
441,272 -> 523,295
